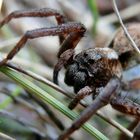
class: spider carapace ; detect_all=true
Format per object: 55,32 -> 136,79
64,48 -> 122,95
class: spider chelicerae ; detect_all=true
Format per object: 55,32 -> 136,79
0,8 -> 140,140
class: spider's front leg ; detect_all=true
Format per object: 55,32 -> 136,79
58,77 -> 120,140
68,86 -> 94,110
53,30 -> 86,84
0,22 -> 86,67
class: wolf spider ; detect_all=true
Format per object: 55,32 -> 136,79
0,8 -> 140,140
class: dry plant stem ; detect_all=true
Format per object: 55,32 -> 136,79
0,0 -> 3,11
96,111 -> 133,138
12,96 -> 48,123
27,92 -> 65,131
133,122 -> 140,139
58,77 -> 120,140
0,110 -> 46,138
6,63 -> 67,96
1,72 -> 65,131
6,63 -> 133,138
0,132 -> 15,140
102,2 -> 140,24
119,119 -> 139,140
3,53 -> 53,80
1,89 -> 59,128
14,98 -> 47,122
0,37 -> 20,50
112,0 -> 140,54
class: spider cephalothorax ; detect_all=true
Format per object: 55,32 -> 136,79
64,48 -> 122,93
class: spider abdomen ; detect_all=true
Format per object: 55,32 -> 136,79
64,48 -> 122,93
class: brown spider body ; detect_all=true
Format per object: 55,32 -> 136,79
64,48 -> 122,93
0,8 -> 140,140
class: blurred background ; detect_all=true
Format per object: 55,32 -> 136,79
0,0 -> 140,140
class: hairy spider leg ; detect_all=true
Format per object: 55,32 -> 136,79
0,8 -> 67,43
53,27 -> 86,84
110,96 -> 140,118
58,77 -> 120,140
0,9 -> 86,83
0,22 -> 85,67
68,86 -> 93,110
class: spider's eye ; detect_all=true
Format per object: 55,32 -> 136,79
84,52 -> 88,57
88,59 -> 95,64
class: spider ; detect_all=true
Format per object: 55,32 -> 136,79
0,8 -> 140,140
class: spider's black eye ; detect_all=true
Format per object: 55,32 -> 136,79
84,52 -> 88,57
88,59 -> 95,64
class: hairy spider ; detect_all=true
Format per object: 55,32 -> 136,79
0,8 -> 140,140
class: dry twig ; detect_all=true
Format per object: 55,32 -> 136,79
0,132 -> 15,140
0,110 -> 46,138
112,0 -> 140,54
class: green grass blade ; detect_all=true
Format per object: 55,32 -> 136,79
0,87 -> 22,109
0,66 -> 109,140
87,0 -> 99,35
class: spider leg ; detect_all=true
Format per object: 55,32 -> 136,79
57,77 -> 120,140
53,31 -> 85,84
68,86 -> 93,110
53,49 -> 74,85
0,8 -> 67,43
0,22 -> 86,66
110,96 -> 140,119
57,32 -> 85,58
53,26 -> 86,84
